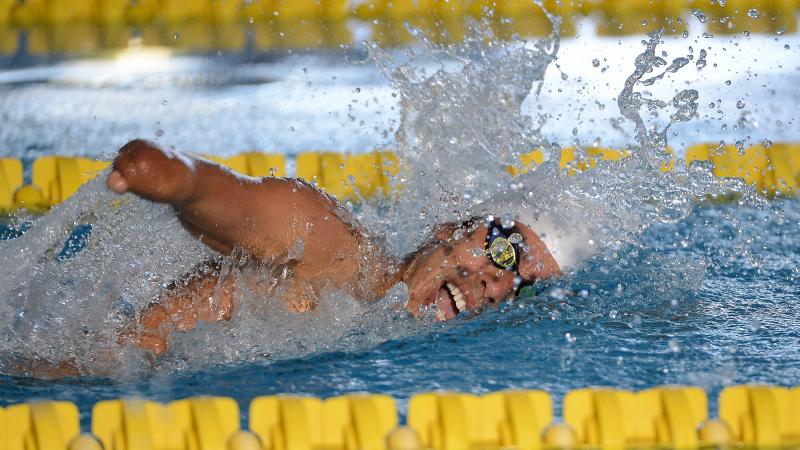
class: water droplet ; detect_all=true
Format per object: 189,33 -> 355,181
592,58 -> 600,67
725,80 -> 732,85
692,9 -> 707,23
762,139 -> 773,148
747,8 -> 760,18
736,100 -> 745,109
785,44 -> 791,50
776,27 -> 786,35
173,32 -> 180,40
161,100 -> 168,105
354,87 -> 361,93
565,332 -> 577,344
743,30 -> 751,36
695,49 -> 707,69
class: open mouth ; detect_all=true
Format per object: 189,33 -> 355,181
433,281 -> 468,321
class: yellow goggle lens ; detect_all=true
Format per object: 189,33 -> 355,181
488,236 -> 516,268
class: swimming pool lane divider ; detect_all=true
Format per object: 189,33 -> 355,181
1,142 -> 799,214
2,385 -> 799,450
0,0 -> 797,30
0,0 -> 796,56
0,12 -> 795,59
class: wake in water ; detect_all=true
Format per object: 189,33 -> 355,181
0,23 -> 760,378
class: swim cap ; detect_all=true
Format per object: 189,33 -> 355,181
476,192 -> 598,270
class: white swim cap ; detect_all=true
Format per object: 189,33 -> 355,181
475,192 -> 598,270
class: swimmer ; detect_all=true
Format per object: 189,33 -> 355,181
108,140 -> 591,356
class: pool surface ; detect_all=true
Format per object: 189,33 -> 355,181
1,199 -> 799,428
1,11 -> 799,431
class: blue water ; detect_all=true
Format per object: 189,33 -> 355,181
2,199 -> 798,428
1,15 -> 799,431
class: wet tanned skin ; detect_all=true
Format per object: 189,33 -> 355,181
108,140 -> 560,355
400,220 -> 560,319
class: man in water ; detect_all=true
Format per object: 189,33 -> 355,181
108,140 -> 572,356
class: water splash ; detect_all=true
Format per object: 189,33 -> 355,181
0,178 -> 417,377
0,24 -> 768,378
362,25 -> 559,253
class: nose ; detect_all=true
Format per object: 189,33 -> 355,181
477,268 -> 518,304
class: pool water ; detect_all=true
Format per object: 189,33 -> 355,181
1,16 -> 799,430
2,199 -> 798,428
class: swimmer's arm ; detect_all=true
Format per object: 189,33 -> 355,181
122,267 -> 237,356
107,140 -> 362,276
125,263 -> 320,356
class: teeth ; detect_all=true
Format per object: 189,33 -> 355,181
436,309 -> 446,321
446,282 -> 468,312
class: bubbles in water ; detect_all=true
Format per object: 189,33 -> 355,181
746,8 -> 760,18
736,100 -> 746,109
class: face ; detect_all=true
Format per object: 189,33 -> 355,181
402,218 -> 560,321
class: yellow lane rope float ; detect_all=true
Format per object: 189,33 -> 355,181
2,385 -> 799,450
1,143 -> 798,214
0,0 -> 796,57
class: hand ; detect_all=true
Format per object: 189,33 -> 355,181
107,139 -> 195,204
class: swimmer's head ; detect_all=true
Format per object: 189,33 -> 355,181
401,216 -> 561,321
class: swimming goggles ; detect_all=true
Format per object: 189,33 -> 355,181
484,216 -> 541,297
484,216 -> 525,272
